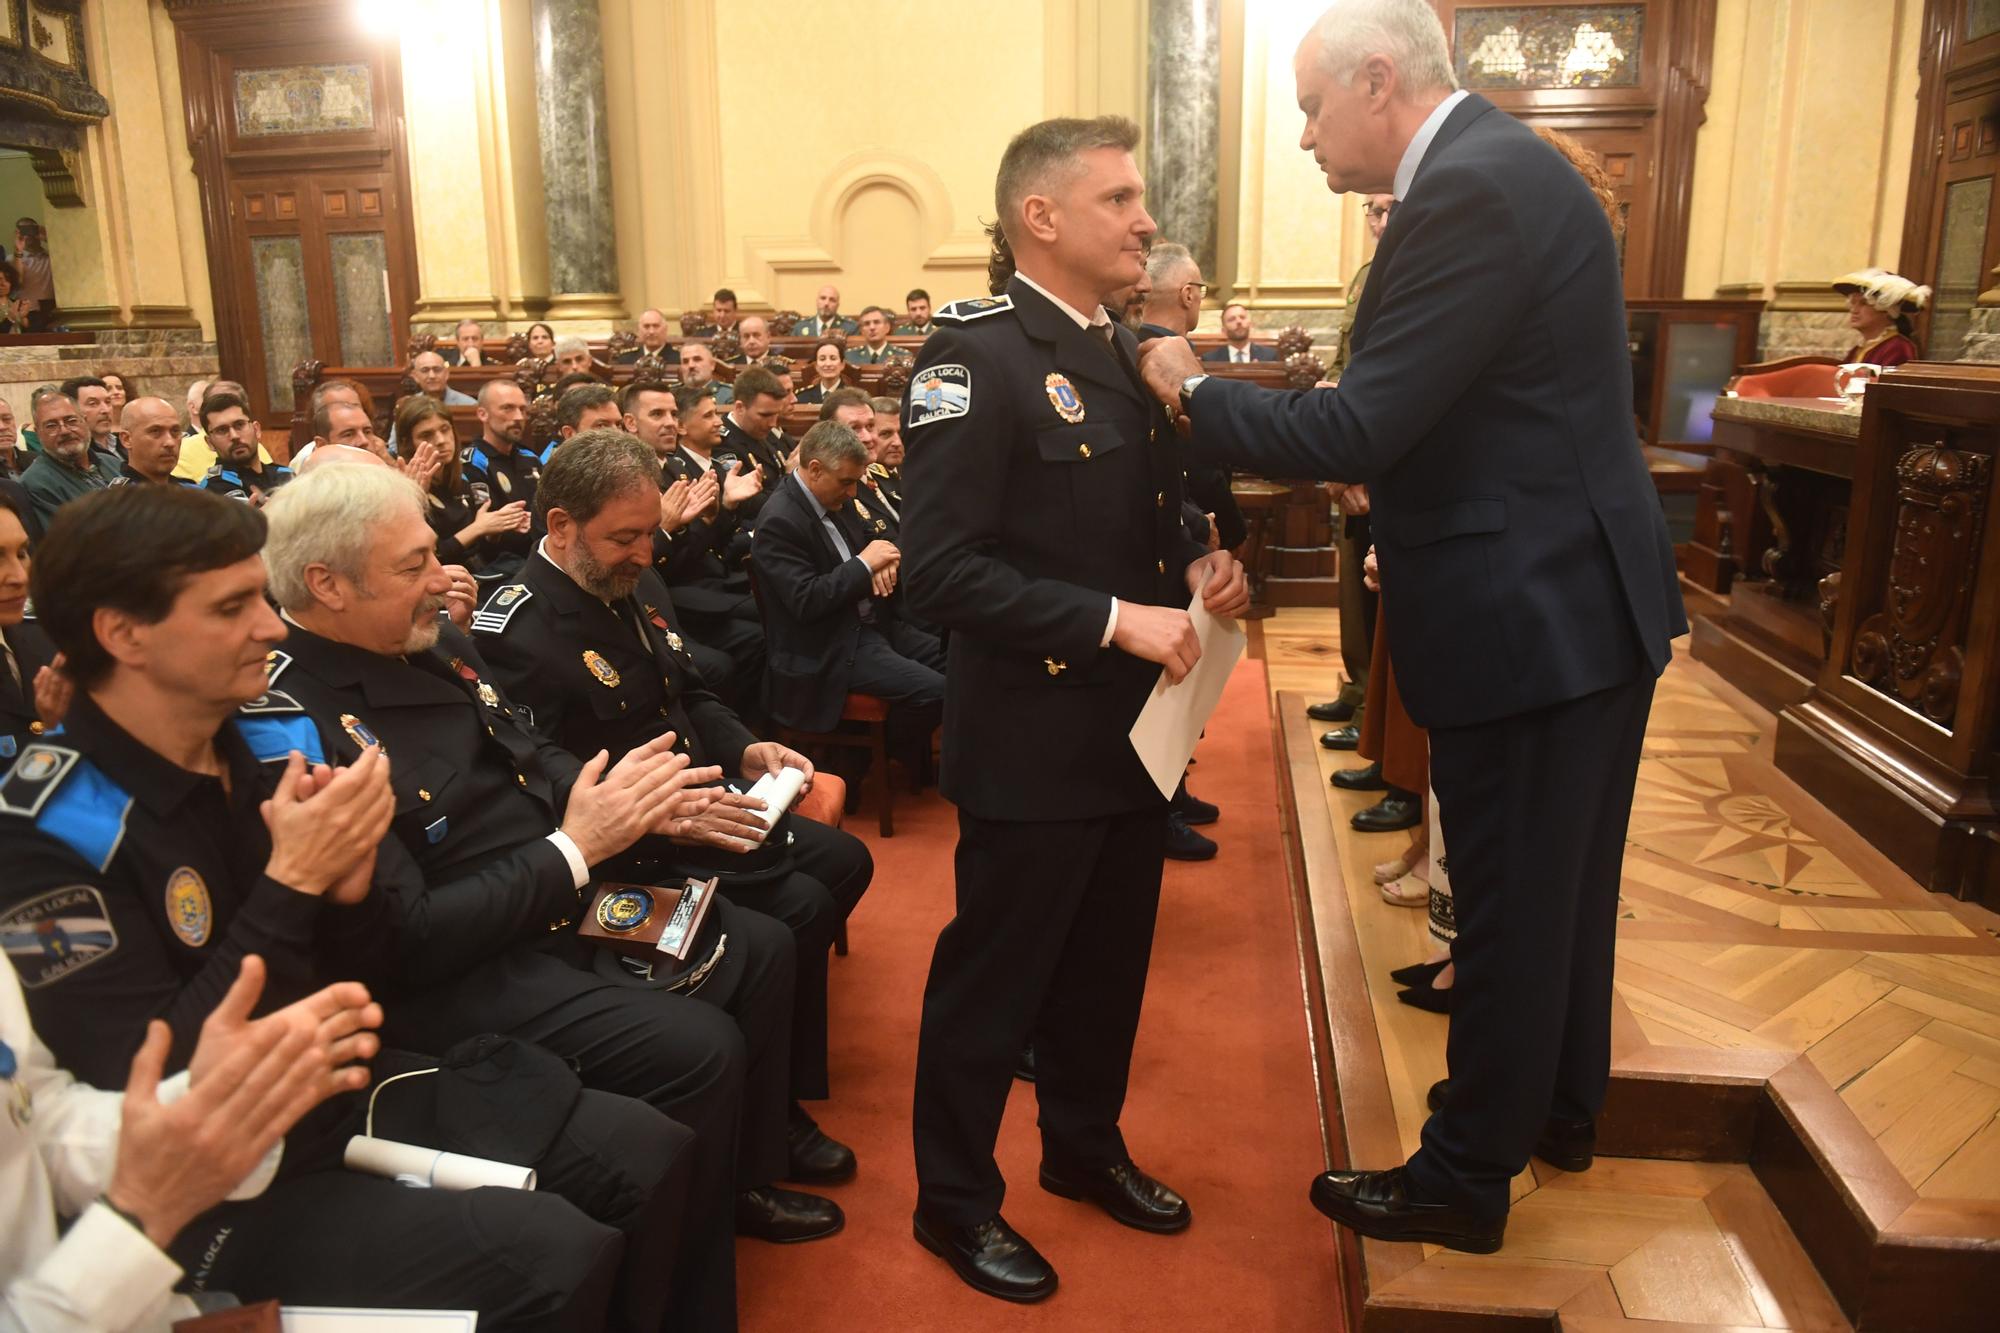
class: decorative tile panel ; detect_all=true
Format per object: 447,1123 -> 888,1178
1454,4 -> 1644,90
330,234 -> 392,368
250,236 -> 310,412
233,62 -> 374,138
1930,177 -> 1991,363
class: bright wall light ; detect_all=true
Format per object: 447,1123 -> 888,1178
355,0 -> 398,37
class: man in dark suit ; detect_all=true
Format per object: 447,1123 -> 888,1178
900,116 -> 1248,1303
614,307 -> 681,365
1200,301 -> 1278,363
749,419 -> 942,750
1139,0 -> 1686,1254
795,285 -> 859,339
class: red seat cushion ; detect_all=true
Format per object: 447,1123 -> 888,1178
793,775 -> 845,828
840,693 -> 890,722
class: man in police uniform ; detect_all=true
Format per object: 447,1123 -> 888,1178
196,391 -> 293,504
476,428 -> 873,1185
795,285 -> 859,339
463,379 -> 549,571
257,465 -> 846,1328
900,116 -> 1250,1302
0,486 -> 699,1330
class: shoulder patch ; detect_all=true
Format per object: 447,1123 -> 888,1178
908,364 -> 972,427
2,884 -> 119,989
265,649 -> 293,684
238,688 -> 303,716
235,695 -> 328,767
1,747 -> 133,872
473,584 -> 533,635
936,295 -> 1013,322
466,446 -> 492,476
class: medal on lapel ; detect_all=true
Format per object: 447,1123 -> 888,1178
1045,372 -> 1085,423
583,649 -> 621,687
645,604 -> 685,651
340,713 -> 385,754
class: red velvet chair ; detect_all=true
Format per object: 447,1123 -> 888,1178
1724,356 -> 1840,399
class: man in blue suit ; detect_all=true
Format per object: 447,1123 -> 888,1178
1141,0 -> 1686,1254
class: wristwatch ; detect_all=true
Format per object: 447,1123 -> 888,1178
1178,374 -> 1209,411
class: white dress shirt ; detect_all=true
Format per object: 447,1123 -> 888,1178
1393,89 -> 1471,202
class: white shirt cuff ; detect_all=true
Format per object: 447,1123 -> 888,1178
545,830 -> 591,889
1100,597 -> 1120,648
10,1202 -> 185,1331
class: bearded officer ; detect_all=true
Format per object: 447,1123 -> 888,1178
900,116 -> 1250,1302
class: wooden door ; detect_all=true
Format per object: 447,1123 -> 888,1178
1536,122 -> 1658,285
170,3 -> 419,436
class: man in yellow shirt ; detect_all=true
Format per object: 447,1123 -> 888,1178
171,379 -> 275,480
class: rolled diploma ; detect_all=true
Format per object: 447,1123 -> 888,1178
743,765 -> 808,827
345,1135 -> 537,1191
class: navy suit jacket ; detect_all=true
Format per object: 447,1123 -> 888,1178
1186,94 -> 1685,729
750,474 -> 880,731
1200,343 -> 1277,362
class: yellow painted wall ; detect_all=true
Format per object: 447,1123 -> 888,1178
1684,0 -> 1923,304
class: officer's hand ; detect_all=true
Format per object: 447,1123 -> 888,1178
665,790 -> 769,854
1363,544 -> 1379,592
857,539 -> 900,573
33,653 -> 71,727
659,477 -> 694,534
871,563 -> 899,597
561,735 -> 712,863
441,564 -> 478,632
188,955 -> 381,1094
398,440 -> 441,492
109,957 -> 378,1249
1137,335 -> 1204,414
262,749 -> 395,896
1189,550 -> 1251,620
1112,602 -> 1201,684
740,741 -> 814,789
682,472 -> 720,524
721,462 -> 764,509
1337,484 -> 1370,516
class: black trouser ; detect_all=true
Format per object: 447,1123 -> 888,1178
174,1089 -> 688,1333
912,805 -> 1168,1226
1406,675 -> 1655,1216
681,601 -> 766,721
384,900 -> 796,1333
849,622 -> 944,763
1336,513 -> 1375,705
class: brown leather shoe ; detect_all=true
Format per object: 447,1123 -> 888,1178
1040,1158 -> 1191,1233
1309,1166 -> 1505,1253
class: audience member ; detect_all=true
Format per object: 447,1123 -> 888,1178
0,259 -> 33,333
475,427 -> 872,1184
620,379 -> 683,465
796,285 -> 856,338
174,379 -> 275,481
751,418 -> 943,769
410,349 -> 476,406
719,365 -> 791,495
819,389 -> 896,540
525,321 -> 558,359
845,308 -> 895,364
1202,301 -> 1277,363
11,218 -> 54,329
198,391 -> 295,504
20,392 -> 119,527
100,372 -> 131,414
60,376 -> 121,459
0,489 -> 56,757
678,341 -> 734,405
709,288 -> 740,333
6,483 -> 698,1330
617,307 -> 680,364
181,379 -> 210,436
394,394 -> 528,572
895,288 -> 937,336
1331,194 -> 1393,375
553,335 -> 597,379
733,315 -> 774,367
463,379 -> 547,571
0,397 -> 18,477
866,395 -> 905,519
556,382 -> 625,441
446,317 -> 485,366
798,340 -> 849,405
113,397 -> 189,488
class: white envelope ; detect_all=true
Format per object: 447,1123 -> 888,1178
1128,567 -> 1246,799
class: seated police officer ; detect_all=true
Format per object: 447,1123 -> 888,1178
463,379 -> 548,572
198,390 -> 293,505
819,389 -> 899,541
473,428 -> 872,1183
0,485 -> 696,1331
256,465 -> 843,1324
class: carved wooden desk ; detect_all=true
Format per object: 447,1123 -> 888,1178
1687,396 -> 1860,711
1773,365 -> 2000,909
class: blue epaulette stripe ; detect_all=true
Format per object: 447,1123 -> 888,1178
234,714 -> 326,766
37,762 -> 133,872
467,447 -> 491,474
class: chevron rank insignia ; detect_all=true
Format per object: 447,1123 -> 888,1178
473,584 -> 532,634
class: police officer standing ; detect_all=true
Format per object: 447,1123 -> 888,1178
900,116 -> 1250,1302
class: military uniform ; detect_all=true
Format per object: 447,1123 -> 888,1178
474,557 -> 873,1105
845,343 -> 896,366
200,459 -> 292,504
795,314 -> 858,338
0,618 -> 54,764
893,320 -> 939,338
900,275 -> 1207,1226
0,691 -> 695,1332
265,621 -> 801,1330
656,446 -> 768,717
462,436 -> 553,568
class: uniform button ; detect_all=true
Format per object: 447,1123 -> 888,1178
28,721 -> 43,734
1156,491 -> 1165,508
515,773 -> 527,787
1157,559 -> 1167,574
417,788 -> 431,802
1077,443 -> 1091,459
487,725 -> 496,736
617,700 -> 626,712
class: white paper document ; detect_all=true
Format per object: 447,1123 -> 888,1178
1128,571 -> 1247,799
280,1311 -> 477,1332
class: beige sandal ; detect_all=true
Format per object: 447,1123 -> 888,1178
1373,857 -> 1414,885
1379,876 -> 1427,907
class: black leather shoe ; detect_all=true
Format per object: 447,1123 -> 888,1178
1390,958 -> 1448,987
1396,982 -> 1449,1014
1308,1167 -> 1505,1253
1319,725 -> 1361,751
1332,761 -> 1387,792
1351,788 -> 1420,832
1014,1042 -> 1037,1083
1307,698 -> 1357,723
1040,1158 -> 1191,1233
913,1211 -> 1057,1303
1425,1080 -> 1597,1172
736,1185 -> 844,1242
786,1106 -> 857,1184
1165,812 -> 1218,861
1171,781 -> 1219,826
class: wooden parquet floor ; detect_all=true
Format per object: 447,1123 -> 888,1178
1260,608 -> 2000,1328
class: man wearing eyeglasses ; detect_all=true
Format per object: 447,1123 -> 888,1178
1331,194 -> 1396,376
20,391 -> 121,527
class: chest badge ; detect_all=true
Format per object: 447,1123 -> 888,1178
584,649 -> 622,688
1045,373 -> 1086,424
477,682 -> 501,709
495,470 -> 513,495
339,713 -> 385,754
165,867 -> 213,947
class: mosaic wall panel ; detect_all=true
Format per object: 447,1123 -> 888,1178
1454,4 -> 1644,90
233,62 -> 374,138
330,233 -> 392,368
1930,177 -> 1991,363
251,236 -> 310,412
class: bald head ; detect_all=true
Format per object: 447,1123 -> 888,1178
300,444 -> 387,474
739,315 -> 770,359
121,396 -> 184,482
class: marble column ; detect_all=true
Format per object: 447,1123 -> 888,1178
1145,0 -> 1222,280
530,0 -> 626,321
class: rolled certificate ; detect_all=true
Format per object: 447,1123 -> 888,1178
743,765 -> 808,827
344,1135 -> 537,1191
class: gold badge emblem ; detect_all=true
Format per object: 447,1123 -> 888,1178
339,713 -> 384,753
584,650 -> 621,687
1045,372 -> 1085,423
165,867 -> 212,947
495,470 -> 513,495
1045,658 -> 1067,676
477,682 -> 500,708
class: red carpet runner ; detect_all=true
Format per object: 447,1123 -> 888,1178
737,660 -> 1345,1330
